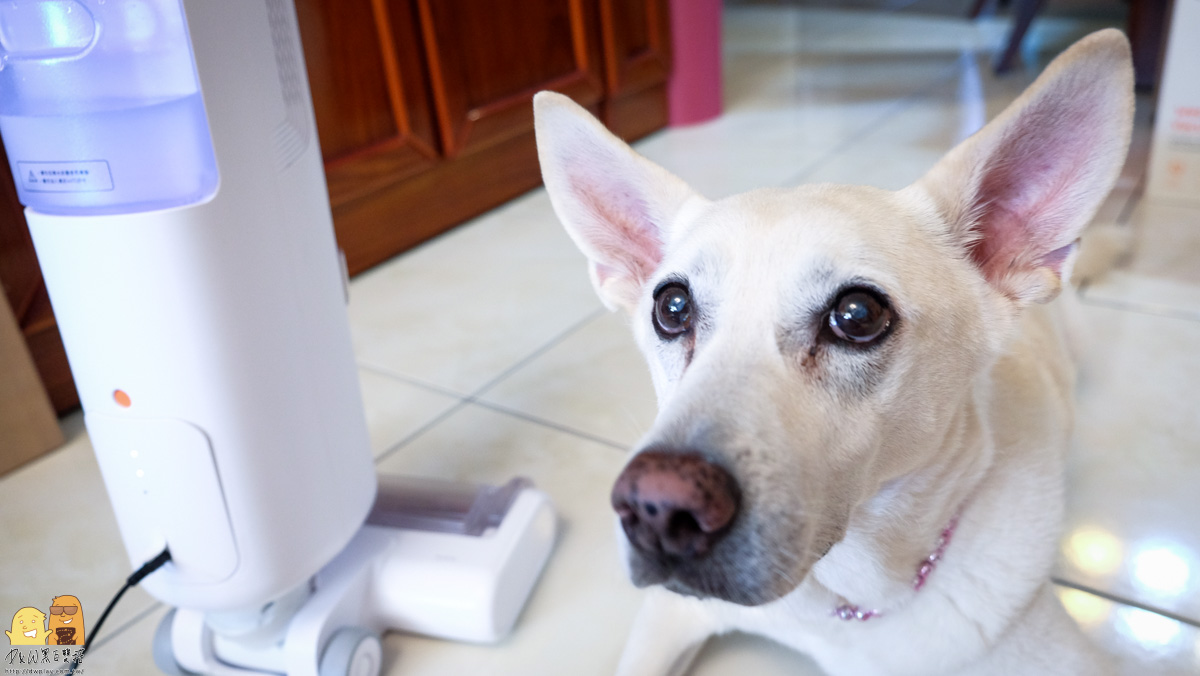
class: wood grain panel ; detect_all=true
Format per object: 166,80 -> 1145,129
334,118 -> 549,276
296,0 -> 440,208
604,82 -> 669,142
417,0 -> 605,158
598,0 -> 669,98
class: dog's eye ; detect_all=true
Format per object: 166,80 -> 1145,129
829,289 -> 891,343
653,283 -> 693,338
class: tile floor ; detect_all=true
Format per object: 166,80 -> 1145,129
3,4 -> 1199,675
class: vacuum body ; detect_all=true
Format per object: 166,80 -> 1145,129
0,0 -> 377,611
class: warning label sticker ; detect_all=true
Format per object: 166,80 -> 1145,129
18,161 -> 113,193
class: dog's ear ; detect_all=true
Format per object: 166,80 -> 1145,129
912,29 -> 1134,304
534,92 -> 702,313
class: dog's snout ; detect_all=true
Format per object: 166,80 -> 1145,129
611,450 -> 740,559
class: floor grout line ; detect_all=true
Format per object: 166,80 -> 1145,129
373,399 -> 472,465
1076,290 -> 1200,324
465,307 -> 608,402
1074,170 -> 1200,325
469,399 -> 629,451
370,307 -> 607,463
775,60 -> 964,188
86,600 -> 163,654
357,362 -> 473,401
1051,577 -> 1200,629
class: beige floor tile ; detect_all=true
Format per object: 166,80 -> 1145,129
664,9 -> 1020,199
1056,303 -> 1200,620
0,421 -> 159,655
690,633 -> 827,675
632,104 -> 884,199
347,191 -> 603,396
693,607 -> 1200,676
1119,199 -> 1200,285
358,368 -> 463,458
1081,198 -> 1200,318
797,42 -> 1098,190
639,52 -> 961,198
1082,271 -> 1200,321
1058,587 -> 1200,676
479,311 -> 656,449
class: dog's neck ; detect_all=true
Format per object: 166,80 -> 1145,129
807,381 -> 995,614
830,504 -> 965,621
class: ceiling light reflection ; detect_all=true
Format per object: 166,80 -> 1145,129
1133,546 -> 1191,597
1117,607 -> 1180,648
1056,587 -> 1112,628
1063,526 -> 1123,577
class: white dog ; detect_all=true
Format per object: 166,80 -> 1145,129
534,29 -> 1133,676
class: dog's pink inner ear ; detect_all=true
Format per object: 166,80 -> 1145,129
964,98 -> 1099,286
574,175 -> 664,287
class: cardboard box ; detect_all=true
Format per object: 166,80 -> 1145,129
1,291 -> 63,476
1147,0 -> 1200,204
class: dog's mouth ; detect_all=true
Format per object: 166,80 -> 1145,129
622,517 -> 833,607
626,543 -> 816,607
629,549 -> 776,606
621,506 -> 846,607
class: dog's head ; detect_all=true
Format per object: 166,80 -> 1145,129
534,30 -> 1133,605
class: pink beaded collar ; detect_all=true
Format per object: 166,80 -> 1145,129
832,511 -> 962,622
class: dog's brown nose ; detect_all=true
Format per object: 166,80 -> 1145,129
611,450 -> 740,559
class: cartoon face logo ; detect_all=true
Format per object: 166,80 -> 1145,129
6,607 -> 50,645
46,596 -> 84,646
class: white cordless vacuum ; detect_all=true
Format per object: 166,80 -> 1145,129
0,1 -> 555,674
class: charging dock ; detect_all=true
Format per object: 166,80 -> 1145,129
155,476 -> 556,676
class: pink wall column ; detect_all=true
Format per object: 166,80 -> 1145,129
668,0 -> 723,126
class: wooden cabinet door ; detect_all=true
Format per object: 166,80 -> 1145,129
598,0 -> 670,140
295,0 -> 439,212
301,0 -> 619,275
416,0 -> 606,158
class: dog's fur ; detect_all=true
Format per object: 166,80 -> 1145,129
534,30 -> 1133,676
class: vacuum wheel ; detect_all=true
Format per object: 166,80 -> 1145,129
319,626 -> 383,676
152,608 -> 197,675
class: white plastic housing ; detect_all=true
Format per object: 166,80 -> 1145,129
370,488 -> 558,643
166,487 -> 558,676
23,0 -> 376,610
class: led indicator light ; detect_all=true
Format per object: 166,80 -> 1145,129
113,390 -> 132,408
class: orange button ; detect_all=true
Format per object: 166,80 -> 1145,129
113,390 -> 131,408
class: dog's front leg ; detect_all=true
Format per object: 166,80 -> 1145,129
615,587 -> 722,676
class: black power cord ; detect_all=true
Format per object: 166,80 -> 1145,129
68,548 -> 171,675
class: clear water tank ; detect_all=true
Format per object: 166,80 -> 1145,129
0,0 -> 218,215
